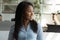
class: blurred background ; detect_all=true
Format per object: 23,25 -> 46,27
0,0 -> 60,40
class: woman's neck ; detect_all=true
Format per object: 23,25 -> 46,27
23,19 -> 29,30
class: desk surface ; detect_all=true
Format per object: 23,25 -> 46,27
0,31 -> 60,40
0,21 -> 14,31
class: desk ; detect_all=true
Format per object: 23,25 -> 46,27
0,31 -> 60,40
46,24 -> 60,32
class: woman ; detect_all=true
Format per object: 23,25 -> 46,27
8,1 -> 43,40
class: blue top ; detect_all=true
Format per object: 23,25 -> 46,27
8,23 -> 43,40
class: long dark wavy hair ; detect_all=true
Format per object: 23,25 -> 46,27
13,1 -> 38,40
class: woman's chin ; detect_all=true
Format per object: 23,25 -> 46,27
30,18 -> 34,21
30,19 -> 33,20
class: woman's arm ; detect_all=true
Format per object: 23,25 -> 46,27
8,25 -> 15,40
37,24 -> 43,40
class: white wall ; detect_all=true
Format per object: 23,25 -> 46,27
41,14 -> 54,26
0,5 -> 15,21
0,0 -> 24,21
41,14 -> 60,26
1,14 -> 15,21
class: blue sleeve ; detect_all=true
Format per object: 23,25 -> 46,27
37,24 -> 43,40
8,25 -> 15,40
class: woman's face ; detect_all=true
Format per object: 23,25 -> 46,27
24,5 -> 34,20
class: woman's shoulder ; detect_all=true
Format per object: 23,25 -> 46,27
37,23 -> 41,27
37,23 -> 42,30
